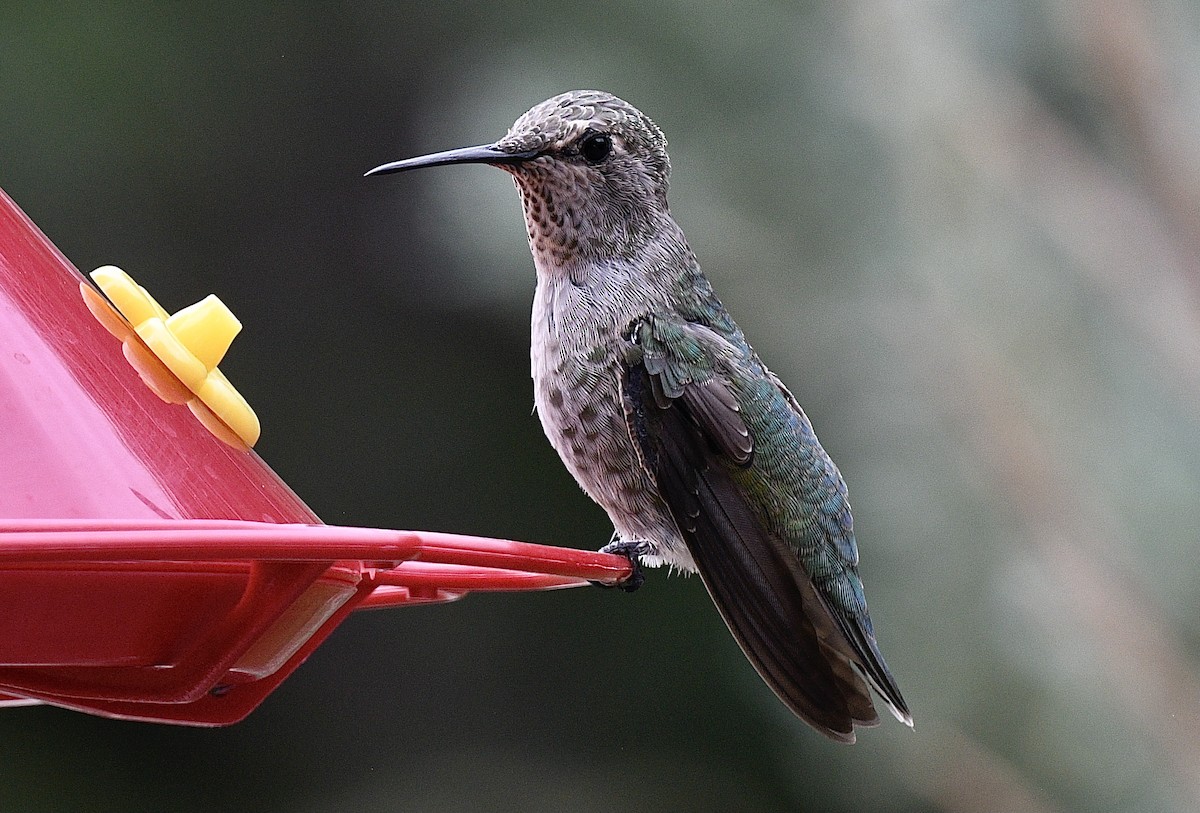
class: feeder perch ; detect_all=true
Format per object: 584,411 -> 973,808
0,186 -> 630,726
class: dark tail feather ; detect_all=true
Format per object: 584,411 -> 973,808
830,612 -> 912,726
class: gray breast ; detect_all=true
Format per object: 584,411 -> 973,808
529,277 -> 691,568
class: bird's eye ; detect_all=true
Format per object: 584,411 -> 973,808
579,131 -> 612,163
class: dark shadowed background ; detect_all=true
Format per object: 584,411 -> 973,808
4,3 -> 1200,811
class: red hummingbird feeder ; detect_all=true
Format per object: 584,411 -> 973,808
0,186 -> 630,726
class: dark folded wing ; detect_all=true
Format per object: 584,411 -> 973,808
621,361 -> 881,741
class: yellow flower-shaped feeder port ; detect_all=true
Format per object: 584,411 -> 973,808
83,265 -> 260,448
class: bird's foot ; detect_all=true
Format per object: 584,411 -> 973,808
593,538 -> 651,593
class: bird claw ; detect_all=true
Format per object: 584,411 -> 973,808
593,538 -> 649,592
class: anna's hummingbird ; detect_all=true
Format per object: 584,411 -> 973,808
367,90 -> 911,742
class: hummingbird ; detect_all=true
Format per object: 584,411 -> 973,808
366,90 -> 911,742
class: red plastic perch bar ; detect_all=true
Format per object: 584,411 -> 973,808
0,518 -> 632,593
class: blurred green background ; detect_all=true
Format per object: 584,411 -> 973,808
4,2 -> 1200,811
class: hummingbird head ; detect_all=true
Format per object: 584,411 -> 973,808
367,90 -> 677,271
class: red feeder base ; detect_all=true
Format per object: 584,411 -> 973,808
0,187 -> 630,725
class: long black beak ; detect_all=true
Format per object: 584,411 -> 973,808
364,144 -> 538,177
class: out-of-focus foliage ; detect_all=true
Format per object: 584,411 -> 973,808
3,2 -> 1200,811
